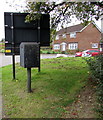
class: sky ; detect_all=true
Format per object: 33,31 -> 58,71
0,0 -> 26,41
0,0 -> 102,41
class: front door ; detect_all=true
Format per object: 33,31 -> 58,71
61,42 -> 66,51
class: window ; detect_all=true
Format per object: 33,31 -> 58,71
89,50 -> 99,53
56,35 -> 59,40
62,34 -> 66,38
92,43 -> 98,48
53,44 -> 60,50
70,32 -> 76,38
68,43 -> 78,50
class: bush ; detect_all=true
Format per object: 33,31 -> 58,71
0,49 -> 5,53
84,54 -> 103,118
40,49 -> 62,54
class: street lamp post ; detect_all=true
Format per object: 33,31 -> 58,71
100,41 -> 103,52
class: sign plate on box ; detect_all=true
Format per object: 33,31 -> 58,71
5,49 -> 11,53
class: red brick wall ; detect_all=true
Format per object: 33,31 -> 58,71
77,24 -> 101,50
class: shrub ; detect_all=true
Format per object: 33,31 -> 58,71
0,49 -> 5,53
84,54 -> 103,118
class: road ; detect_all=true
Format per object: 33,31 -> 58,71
0,53 -> 57,67
0,53 -> 75,67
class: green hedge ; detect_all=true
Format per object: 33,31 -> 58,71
84,54 -> 103,118
40,49 -> 62,54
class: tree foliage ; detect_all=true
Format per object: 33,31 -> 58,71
25,1 -> 103,29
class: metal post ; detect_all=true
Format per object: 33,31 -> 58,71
38,19 -> 40,72
12,55 -> 15,79
11,13 -> 16,79
101,18 -> 103,52
27,68 -> 32,93
38,44 -> 40,72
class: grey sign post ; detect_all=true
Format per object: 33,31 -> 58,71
99,17 -> 103,52
27,68 -> 31,93
11,13 -> 16,80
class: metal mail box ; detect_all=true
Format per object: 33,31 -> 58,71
20,42 -> 40,68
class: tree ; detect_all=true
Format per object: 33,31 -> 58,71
25,1 -> 103,29
1,38 -> 5,42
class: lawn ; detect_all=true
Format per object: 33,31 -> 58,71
2,57 -> 89,118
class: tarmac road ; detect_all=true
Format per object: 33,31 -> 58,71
0,53 -> 75,67
0,53 -> 57,67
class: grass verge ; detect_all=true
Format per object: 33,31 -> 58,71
2,57 -> 89,118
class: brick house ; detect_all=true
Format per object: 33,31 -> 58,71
53,22 -> 101,53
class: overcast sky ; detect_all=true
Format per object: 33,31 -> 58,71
0,0 -> 26,41
0,0 -> 102,41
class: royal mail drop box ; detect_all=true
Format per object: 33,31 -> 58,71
20,42 -> 40,68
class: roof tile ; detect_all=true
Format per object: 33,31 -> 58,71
57,24 -> 84,35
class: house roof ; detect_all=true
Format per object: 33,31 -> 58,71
57,22 -> 101,35
57,24 -> 84,35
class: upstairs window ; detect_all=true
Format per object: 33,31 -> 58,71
70,32 -> 76,38
62,34 -> 66,39
56,35 -> 59,40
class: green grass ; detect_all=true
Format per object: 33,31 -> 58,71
2,57 -> 89,118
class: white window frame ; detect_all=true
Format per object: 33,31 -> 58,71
70,32 -> 76,38
68,43 -> 78,50
92,43 -> 98,48
62,34 -> 66,39
56,35 -> 59,40
53,44 -> 60,50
